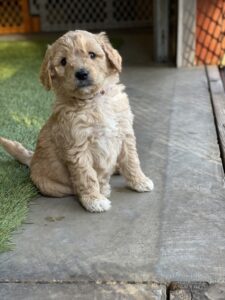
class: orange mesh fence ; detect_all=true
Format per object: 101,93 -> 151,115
196,0 -> 225,66
0,0 -> 40,34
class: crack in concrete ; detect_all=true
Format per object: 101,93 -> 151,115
0,279 -> 165,285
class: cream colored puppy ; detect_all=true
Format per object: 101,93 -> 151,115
0,30 -> 153,212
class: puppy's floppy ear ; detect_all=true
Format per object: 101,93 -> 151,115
97,32 -> 122,73
40,45 -> 52,90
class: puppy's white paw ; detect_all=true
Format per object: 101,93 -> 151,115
81,196 -> 111,213
128,177 -> 154,192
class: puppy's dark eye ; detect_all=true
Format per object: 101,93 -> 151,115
60,57 -> 67,66
89,52 -> 96,59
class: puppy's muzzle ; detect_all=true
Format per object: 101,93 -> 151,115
75,68 -> 92,88
75,68 -> 89,81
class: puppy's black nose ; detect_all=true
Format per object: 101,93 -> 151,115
75,69 -> 89,81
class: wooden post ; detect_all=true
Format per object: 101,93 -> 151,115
153,0 -> 169,62
176,0 -> 196,67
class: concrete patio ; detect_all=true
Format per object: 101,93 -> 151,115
1,33 -> 225,299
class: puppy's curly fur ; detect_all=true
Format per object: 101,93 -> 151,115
0,30 -> 153,212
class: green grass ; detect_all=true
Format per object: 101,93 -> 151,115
0,37 -> 122,252
0,40 -> 53,252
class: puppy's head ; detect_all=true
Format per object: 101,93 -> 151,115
40,30 -> 122,99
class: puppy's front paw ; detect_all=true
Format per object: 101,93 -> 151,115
81,195 -> 111,213
128,177 -> 154,192
100,183 -> 111,198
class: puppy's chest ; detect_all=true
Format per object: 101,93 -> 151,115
74,109 -> 119,143
91,116 -> 117,141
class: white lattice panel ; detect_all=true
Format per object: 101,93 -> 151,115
39,0 -> 152,31
29,0 -> 40,15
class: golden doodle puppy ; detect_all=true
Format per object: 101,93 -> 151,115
0,30 -> 154,212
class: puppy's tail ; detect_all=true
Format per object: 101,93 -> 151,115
0,137 -> 33,167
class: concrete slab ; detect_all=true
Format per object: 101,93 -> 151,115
0,67 -> 225,288
169,282 -> 225,300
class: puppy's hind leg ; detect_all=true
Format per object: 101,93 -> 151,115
32,175 -> 74,198
113,163 -> 120,175
118,134 -> 154,192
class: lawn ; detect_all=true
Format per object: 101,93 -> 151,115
0,40 -> 53,252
